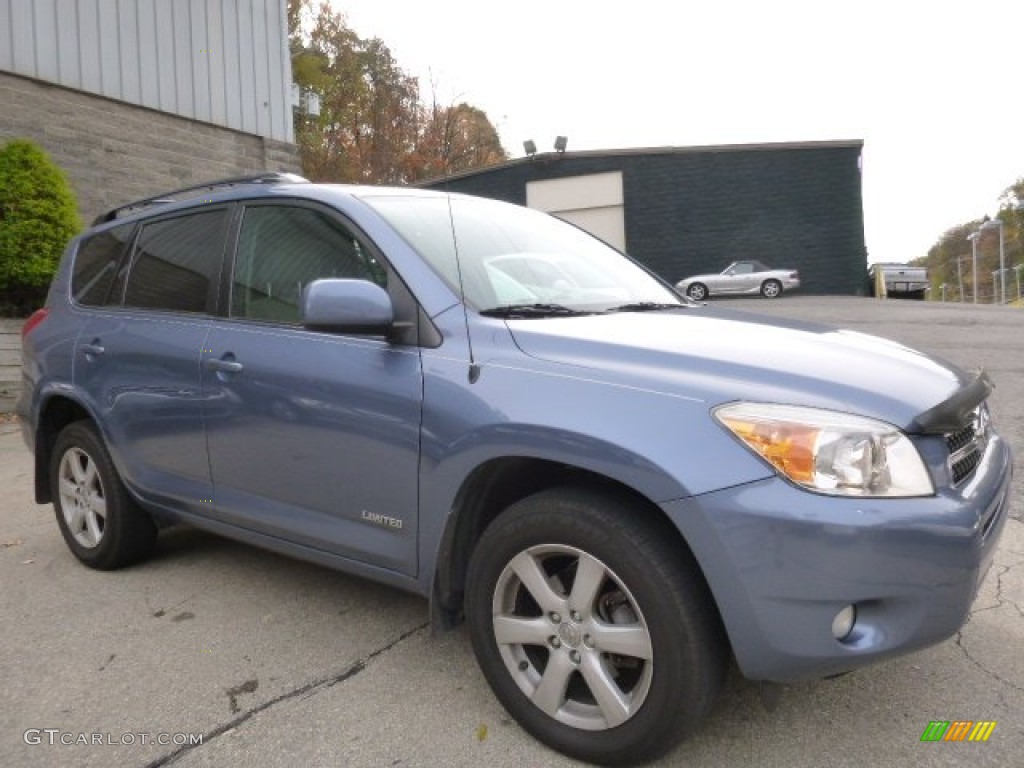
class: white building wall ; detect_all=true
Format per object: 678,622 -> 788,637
0,0 -> 294,142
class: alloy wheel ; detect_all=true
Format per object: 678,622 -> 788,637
491,544 -> 654,731
58,447 -> 107,549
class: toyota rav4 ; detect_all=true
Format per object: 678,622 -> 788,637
18,174 -> 1012,765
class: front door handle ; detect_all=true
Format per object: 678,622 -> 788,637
80,341 -> 105,357
204,357 -> 243,374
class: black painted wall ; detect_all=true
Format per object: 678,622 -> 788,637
422,142 -> 867,295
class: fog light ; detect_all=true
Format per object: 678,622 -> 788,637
832,605 -> 856,641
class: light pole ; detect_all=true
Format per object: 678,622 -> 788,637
957,256 -> 967,302
966,232 -> 980,304
1016,202 -> 1024,303
979,219 -> 1006,304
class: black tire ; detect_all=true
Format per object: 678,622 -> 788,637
686,283 -> 708,301
760,279 -> 782,298
50,421 -> 157,570
465,487 -> 727,766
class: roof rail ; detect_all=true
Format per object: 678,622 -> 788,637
91,172 -> 309,226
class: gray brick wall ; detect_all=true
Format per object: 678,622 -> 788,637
0,71 -> 301,225
0,318 -> 21,413
0,70 -> 302,410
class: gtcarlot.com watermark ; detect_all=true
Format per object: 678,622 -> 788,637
24,729 -> 203,747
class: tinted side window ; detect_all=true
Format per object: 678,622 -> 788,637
71,224 -> 135,306
123,210 -> 227,313
231,205 -> 386,323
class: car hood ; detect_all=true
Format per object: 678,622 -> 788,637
504,306 -> 972,431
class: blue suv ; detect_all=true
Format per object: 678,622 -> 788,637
18,174 -> 1012,765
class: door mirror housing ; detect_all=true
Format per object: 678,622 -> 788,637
301,279 -> 393,334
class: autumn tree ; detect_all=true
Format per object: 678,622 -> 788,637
920,177 -> 1024,303
921,222 -> 984,302
357,38 -> 422,183
993,178 -> 1024,302
414,101 -> 508,179
287,0 -> 507,183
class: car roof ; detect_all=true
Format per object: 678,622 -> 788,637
89,174 -> 457,232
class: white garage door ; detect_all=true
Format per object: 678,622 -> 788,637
526,172 -> 625,251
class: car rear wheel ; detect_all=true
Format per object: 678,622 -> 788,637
760,279 -> 782,298
51,421 -> 157,570
686,283 -> 708,301
466,487 -> 726,765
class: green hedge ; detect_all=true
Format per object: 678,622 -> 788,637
0,139 -> 81,315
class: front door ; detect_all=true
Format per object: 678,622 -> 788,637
201,202 -> 423,575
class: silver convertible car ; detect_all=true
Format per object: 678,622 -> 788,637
676,260 -> 800,300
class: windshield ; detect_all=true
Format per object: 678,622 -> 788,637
364,195 -> 683,313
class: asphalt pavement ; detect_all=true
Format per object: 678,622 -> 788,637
1,296 -> 1022,767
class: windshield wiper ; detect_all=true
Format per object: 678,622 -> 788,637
605,302 -> 687,313
479,303 -> 594,319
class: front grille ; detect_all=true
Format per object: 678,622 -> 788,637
945,405 -> 988,486
946,424 -> 975,455
950,449 -> 982,485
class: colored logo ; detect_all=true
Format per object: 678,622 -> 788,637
920,721 -> 996,742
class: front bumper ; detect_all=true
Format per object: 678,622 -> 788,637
662,433 -> 1012,681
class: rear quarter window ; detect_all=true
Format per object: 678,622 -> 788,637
71,224 -> 135,306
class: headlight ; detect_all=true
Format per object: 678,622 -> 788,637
715,403 -> 934,497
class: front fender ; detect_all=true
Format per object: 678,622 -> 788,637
415,340 -> 774,595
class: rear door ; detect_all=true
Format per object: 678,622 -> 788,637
74,209 -> 230,508
201,201 -> 423,575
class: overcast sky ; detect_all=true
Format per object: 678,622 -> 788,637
334,0 -> 1023,264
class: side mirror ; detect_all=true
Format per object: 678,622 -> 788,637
300,279 -> 393,334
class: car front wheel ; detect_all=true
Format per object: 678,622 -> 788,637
686,283 -> 708,301
51,421 -> 157,570
466,487 -> 726,765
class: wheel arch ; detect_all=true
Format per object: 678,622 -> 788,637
429,456 -> 723,637
686,281 -> 708,299
32,393 -> 95,503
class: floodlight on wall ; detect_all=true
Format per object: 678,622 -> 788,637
554,136 -> 568,153
524,140 -> 537,157
290,83 -> 321,117
305,91 -> 321,117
